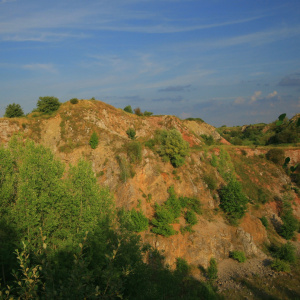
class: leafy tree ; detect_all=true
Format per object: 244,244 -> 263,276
124,105 -> 133,113
144,111 -> 153,116
4,103 -> 24,118
119,208 -> 149,232
158,129 -> 189,167
89,131 -> 99,149
266,148 -> 285,165
207,258 -> 218,282
185,210 -> 198,226
70,98 -> 79,104
219,179 -> 248,224
36,96 -> 61,113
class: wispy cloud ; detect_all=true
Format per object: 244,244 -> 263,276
22,63 -> 57,73
158,84 -> 191,92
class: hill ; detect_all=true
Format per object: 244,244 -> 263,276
0,99 -> 299,298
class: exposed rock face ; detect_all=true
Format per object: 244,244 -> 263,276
0,100 -> 299,269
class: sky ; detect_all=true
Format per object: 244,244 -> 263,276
0,0 -> 299,127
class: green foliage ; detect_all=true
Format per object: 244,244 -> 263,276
36,96 -> 61,113
217,148 -> 234,182
260,216 -> 269,229
144,111 -> 153,116
271,259 -> 291,272
185,117 -> 204,123
126,127 -> 136,140
210,153 -> 218,167
276,113 -> 287,126
185,210 -> 198,225
116,155 -> 135,182
179,196 -> 202,214
266,148 -> 285,165
4,103 -> 24,118
280,210 -> 299,240
230,250 -> 246,263
203,174 -> 217,191
124,105 -> 133,113
271,242 -> 297,263
175,257 -> 190,276
89,131 -> 99,149
158,129 -> 189,167
119,208 -> 149,232
126,141 -> 142,163
219,179 -> 248,224
207,258 -> 218,282
201,134 -> 215,146
70,98 -> 79,104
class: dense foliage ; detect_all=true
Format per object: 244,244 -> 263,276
4,103 -> 24,118
219,179 -> 248,224
158,129 -> 189,167
0,137 -> 220,300
89,131 -> 99,149
126,127 -> 136,140
36,96 -> 61,113
124,105 -> 133,113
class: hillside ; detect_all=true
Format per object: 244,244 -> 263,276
1,99 -> 300,298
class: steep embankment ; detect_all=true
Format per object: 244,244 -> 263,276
0,99 -> 299,271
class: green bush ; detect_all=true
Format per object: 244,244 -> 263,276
203,174 -> 217,191
266,148 -> 285,165
36,96 -> 61,113
158,129 -> 189,168
271,242 -> 297,263
70,98 -> 79,104
271,259 -> 291,272
124,105 -> 133,113
4,103 -> 24,118
179,196 -> 202,215
201,134 -> 215,146
185,210 -> 198,226
207,258 -> 218,282
230,250 -> 246,263
119,208 -> 149,232
280,211 -> 299,240
175,257 -> 190,276
126,128 -> 136,140
219,179 -> 248,224
89,132 -> 99,149
260,216 -> 269,229
126,141 -> 142,163
143,111 -> 153,116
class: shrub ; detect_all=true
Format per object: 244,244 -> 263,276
124,105 -> 133,113
185,210 -> 198,226
158,129 -> 189,168
70,98 -> 79,104
230,250 -> 246,263
219,179 -> 248,224
271,242 -> 297,263
89,132 -> 99,149
144,111 -> 153,116
116,155 -> 135,182
266,148 -> 285,165
134,107 -> 143,116
119,208 -> 149,232
126,141 -> 142,163
203,174 -> 217,191
260,216 -> 269,229
280,210 -> 299,240
126,128 -> 136,140
201,134 -> 214,146
175,258 -> 190,276
271,259 -> 291,272
179,196 -> 202,215
4,103 -> 24,118
36,96 -> 61,113
207,258 -> 218,282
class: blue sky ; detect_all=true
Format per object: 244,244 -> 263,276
0,0 -> 299,126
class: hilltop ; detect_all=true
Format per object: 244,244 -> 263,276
0,98 -> 300,298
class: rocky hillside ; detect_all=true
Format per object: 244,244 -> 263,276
0,99 -> 299,272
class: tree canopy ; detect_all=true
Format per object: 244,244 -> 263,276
4,103 -> 24,118
36,96 -> 61,113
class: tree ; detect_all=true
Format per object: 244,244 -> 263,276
134,107 -> 143,116
158,129 -> 189,167
89,132 -> 99,149
124,105 -> 133,114
4,103 -> 24,118
219,179 -> 248,224
36,96 -> 61,113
